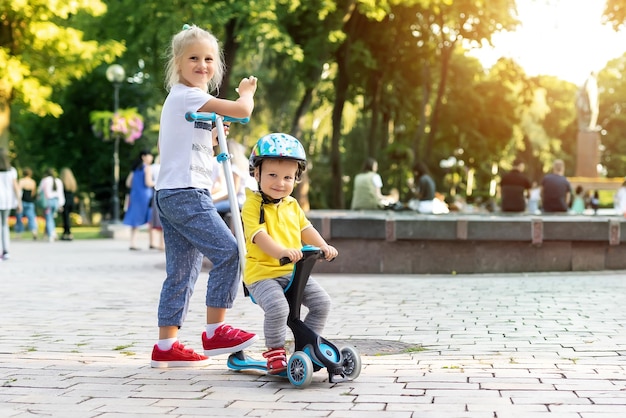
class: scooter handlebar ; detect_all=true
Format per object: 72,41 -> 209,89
185,111 -> 249,124
279,246 -> 326,266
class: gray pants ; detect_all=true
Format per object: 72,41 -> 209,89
247,275 -> 331,349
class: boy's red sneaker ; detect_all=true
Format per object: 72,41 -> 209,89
263,347 -> 288,375
151,341 -> 210,368
202,324 -> 258,356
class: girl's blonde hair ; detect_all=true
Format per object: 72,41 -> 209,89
60,167 -> 78,192
164,24 -> 225,93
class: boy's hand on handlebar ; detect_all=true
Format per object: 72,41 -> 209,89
280,248 -> 303,264
319,244 -> 338,261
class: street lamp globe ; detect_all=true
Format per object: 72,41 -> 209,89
106,64 -> 126,84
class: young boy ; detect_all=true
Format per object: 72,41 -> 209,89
241,133 -> 338,374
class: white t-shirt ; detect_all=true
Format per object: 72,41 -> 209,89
156,84 -> 215,191
211,157 -> 250,205
615,186 -> 626,214
39,176 -> 66,207
0,167 -> 18,210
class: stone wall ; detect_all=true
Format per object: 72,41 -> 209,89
307,210 -> 626,274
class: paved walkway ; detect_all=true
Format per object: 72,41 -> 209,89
1,235 -> 626,417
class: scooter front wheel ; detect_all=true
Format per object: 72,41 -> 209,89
340,346 -> 362,380
287,351 -> 313,388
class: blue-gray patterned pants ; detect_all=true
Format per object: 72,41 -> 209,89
155,188 -> 239,328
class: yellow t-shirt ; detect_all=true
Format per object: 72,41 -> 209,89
242,188 -> 311,285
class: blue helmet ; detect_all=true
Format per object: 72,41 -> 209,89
249,133 -> 307,180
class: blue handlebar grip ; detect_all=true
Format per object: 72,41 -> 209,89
223,115 -> 250,124
185,112 -> 249,124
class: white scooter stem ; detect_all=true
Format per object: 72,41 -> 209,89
214,116 -> 247,273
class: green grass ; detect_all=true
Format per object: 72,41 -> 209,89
62,226 -> 103,240
11,226 -> 105,240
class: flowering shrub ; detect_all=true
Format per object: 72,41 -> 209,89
90,108 -> 144,143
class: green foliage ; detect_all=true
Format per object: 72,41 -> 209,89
8,0 -> 625,215
597,54 -> 626,177
1,0 -> 124,116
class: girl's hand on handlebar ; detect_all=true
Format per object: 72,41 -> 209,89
279,248 -> 302,264
319,244 -> 338,261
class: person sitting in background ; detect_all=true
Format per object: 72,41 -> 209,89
590,190 -> 600,214
615,180 -> 626,217
350,157 -> 397,210
541,159 -> 571,213
571,185 -> 586,214
528,181 -> 541,214
500,158 -> 531,213
408,161 -> 436,213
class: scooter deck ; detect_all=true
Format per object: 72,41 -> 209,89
227,351 -> 287,377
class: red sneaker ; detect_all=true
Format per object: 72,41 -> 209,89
263,347 -> 288,375
202,325 -> 258,356
151,341 -> 210,368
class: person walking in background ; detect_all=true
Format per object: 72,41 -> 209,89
38,168 -> 65,242
151,24 -> 258,368
123,150 -> 154,251
350,157 -> 397,210
0,148 -> 21,260
541,159 -> 571,213
15,167 -> 38,240
243,133 -> 336,374
59,167 -> 77,241
408,161 -> 437,213
211,138 -> 253,221
149,155 -> 164,250
500,158 -> 532,213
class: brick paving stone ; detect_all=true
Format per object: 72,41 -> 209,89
2,237 -> 626,417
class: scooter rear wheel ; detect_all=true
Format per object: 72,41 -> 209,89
340,346 -> 362,380
287,351 -> 313,388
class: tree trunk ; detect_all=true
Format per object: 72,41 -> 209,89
412,65 -> 431,161
366,74 -> 382,158
425,43 -> 453,161
291,87 -> 314,211
220,18 -> 240,98
0,99 -> 10,150
331,41 -> 350,209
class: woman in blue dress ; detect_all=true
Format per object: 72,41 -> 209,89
123,150 -> 155,250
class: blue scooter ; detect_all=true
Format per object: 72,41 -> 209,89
227,245 -> 362,388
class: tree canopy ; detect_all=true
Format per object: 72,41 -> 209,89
4,0 -> 626,216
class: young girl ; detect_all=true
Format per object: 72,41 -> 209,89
242,133 -> 337,374
151,24 -> 258,368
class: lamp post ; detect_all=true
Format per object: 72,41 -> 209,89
105,64 -> 126,223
